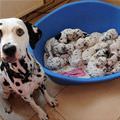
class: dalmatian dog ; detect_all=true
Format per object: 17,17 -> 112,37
44,55 -> 68,70
69,49 -> 83,67
90,32 -> 102,40
100,28 -> 118,43
45,37 -> 66,57
111,61 -> 120,73
108,39 -> 120,66
55,28 -> 87,43
44,37 -> 74,70
75,38 -> 86,50
44,37 -> 56,57
86,49 -> 108,77
0,18 -> 58,120
75,32 -> 102,51
83,32 -> 102,47
82,42 -> 108,64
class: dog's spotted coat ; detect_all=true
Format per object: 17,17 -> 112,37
0,18 -> 57,120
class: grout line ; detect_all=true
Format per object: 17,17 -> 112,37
52,107 -> 67,120
54,86 -> 70,98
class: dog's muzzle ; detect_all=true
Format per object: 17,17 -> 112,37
2,43 -> 17,63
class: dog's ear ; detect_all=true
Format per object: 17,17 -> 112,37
24,22 -> 42,49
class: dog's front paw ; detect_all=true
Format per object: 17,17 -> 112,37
1,99 -> 12,114
3,101 -> 12,114
38,111 -> 49,120
47,97 -> 58,107
4,104 -> 12,114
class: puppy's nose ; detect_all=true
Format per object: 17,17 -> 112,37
2,44 -> 16,56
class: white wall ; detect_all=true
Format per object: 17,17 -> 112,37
0,0 -> 44,18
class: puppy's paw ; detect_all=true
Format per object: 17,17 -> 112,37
38,112 -> 48,120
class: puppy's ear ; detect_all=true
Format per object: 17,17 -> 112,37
25,22 -> 42,49
55,33 -> 61,40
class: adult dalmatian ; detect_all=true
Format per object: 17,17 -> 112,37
0,18 -> 57,120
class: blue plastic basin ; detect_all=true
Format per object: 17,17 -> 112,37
32,0 -> 120,85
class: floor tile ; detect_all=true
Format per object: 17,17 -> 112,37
47,79 -> 120,120
46,79 -> 65,97
29,107 -> 65,120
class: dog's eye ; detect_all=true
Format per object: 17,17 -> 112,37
0,30 -> 2,38
16,28 -> 24,36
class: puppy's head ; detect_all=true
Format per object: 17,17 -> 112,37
0,18 -> 42,63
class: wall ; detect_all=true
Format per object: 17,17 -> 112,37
0,0 -> 44,18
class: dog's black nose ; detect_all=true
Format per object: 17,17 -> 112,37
2,44 -> 16,56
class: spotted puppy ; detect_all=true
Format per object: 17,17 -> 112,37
55,28 -> 87,43
0,18 -> 57,120
86,49 -> 108,77
82,42 -> 108,64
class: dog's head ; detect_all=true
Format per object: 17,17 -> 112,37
0,18 -> 42,63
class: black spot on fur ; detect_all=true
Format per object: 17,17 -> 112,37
55,33 -> 61,40
3,79 -> 10,86
83,32 -> 88,37
24,97 -> 27,99
19,58 -> 31,83
2,63 -> 15,83
0,23 -> 2,25
24,22 -> 42,49
118,56 -> 120,61
1,61 -> 31,84
18,69 -> 24,74
22,73 -> 32,83
109,53 -> 114,58
41,84 -> 46,90
95,49 -> 100,53
12,63 -> 17,67
26,49 -> 31,60
44,75 -> 47,81
7,69 -> 23,83
0,62 -> 5,71
84,43 -> 88,47
19,58 -> 28,72
15,82 -> 20,86
104,50 -> 110,58
39,84 -> 46,94
37,74 -> 42,77
38,68 -> 41,72
40,88 -> 44,94
18,90 -> 22,94
30,94 -> 33,97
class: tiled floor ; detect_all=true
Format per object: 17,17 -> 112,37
1,0 -> 120,120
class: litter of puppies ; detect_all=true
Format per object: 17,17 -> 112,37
44,28 -> 120,77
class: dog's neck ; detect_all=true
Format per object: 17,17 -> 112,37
0,49 -> 41,84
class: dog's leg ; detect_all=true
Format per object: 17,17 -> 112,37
39,83 -> 58,107
22,96 -> 48,120
2,85 -> 12,113
2,86 -> 11,99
